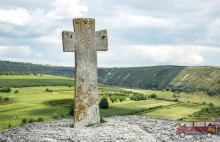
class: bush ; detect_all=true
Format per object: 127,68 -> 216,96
22,118 -> 27,124
14,90 -> 19,94
45,88 -> 52,92
130,93 -> 147,101
203,102 -> 206,105
99,98 -> 109,109
209,103 -> 214,107
29,119 -> 34,123
110,97 -> 116,103
37,117 -> 44,122
0,87 -> 11,93
149,93 -> 157,98
69,103 -> 74,116
165,88 -> 170,91
8,123 -> 12,128
119,97 -> 125,102
174,98 -> 179,102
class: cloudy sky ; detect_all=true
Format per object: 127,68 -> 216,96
0,0 -> 219,67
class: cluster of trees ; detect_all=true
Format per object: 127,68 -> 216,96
0,60 -> 74,77
165,88 -> 184,93
110,96 -> 126,103
0,72 -> 31,75
188,106 -> 220,118
0,87 -> 11,92
130,93 -> 147,101
6,83 -> 74,88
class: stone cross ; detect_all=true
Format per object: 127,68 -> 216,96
62,18 -> 108,127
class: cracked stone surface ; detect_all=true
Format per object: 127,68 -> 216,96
0,116 -> 219,142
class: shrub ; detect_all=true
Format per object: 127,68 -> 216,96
37,117 -> 44,122
45,88 -> 49,92
174,98 -> 179,102
203,102 -> 206,105
29,119 -> 34,123
149,93 -> 157,98
165,88 -> 170,91
33,73 -> 37,75
8,123 -> 12,128
119,97 -> 125,102
68,84 -> 72,87
0,87 -> 11,93
69,103 -> 74,116
209,103 -> 214,107
14,90 -> 19,94
45,88 -> 52,92
110,97 -> 115,103
99,98 -> 109,109
130,93 -> 147,101
22,118 -> 27,124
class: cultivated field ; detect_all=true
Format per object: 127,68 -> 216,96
1,75 -> 218,131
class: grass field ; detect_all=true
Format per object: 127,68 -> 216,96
0,75 -> 217,131
124,88 -> 220,105
0,75 -> 74,87
140,103 -> 205,120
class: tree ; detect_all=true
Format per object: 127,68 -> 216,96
99,98 -> 109,109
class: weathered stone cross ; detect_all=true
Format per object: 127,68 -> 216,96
62,18 -> 108,127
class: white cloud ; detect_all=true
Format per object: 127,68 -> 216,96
36,28 -> 63,44
106,13 -> 175,29
207,18 -> 220,38
0,46 -> 31,57
46,0 -> 88,19
0,8 -> 33,25
98,44 -> 220,67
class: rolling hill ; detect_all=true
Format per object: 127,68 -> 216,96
0,60 -> 220,94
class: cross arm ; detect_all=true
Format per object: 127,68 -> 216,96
96,30 -> 108,51
62,31 -> 76,52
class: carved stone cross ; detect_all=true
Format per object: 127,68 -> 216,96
62,18 -> 108,127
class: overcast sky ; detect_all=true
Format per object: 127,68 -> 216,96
0,0 -> 219,67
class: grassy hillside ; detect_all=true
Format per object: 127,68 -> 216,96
98,66 -> 185,89
169,66 -> 220,95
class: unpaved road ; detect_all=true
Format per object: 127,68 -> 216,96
0,116 -> 219,142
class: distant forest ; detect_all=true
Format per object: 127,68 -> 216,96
0,60 -> 75,77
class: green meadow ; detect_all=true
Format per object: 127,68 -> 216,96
0,75 -> 74,87
1,75 -> 219,130
140,103 -> 205,120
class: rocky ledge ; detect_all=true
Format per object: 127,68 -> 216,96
0,116 -> 219,142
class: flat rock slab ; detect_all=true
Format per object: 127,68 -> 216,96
0,116 -> 219,142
